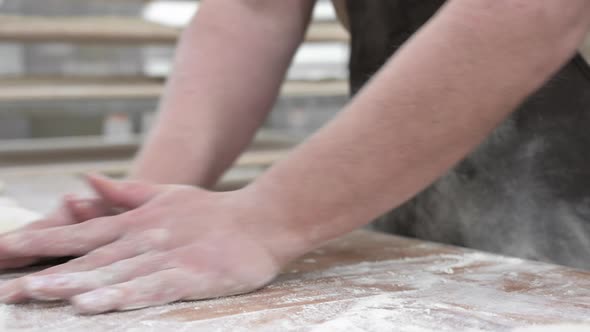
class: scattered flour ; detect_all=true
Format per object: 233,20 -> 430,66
1,250 -> 588,331
512,324 -> 590,332
0,304 -> 8,330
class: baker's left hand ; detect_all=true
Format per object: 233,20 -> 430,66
0,175 -> 304,314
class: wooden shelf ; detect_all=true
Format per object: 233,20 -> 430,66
0,16 -> 177,44
0,78 -> 348,102
0,8 -> 338,189
0,79 -> 162,102
0,130 -> 293,154
0,135 -> 142,156
0,16 -> 348,44
0,149 -> 290,178
282,80 -> 348,97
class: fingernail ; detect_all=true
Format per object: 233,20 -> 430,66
73,288 -> 122,314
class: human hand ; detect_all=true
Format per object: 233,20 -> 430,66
0,180 -> 120,270
0,175 -> 302,314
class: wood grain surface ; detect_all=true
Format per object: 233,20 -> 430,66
1,230 -> 589,331
1,168 -> 589,331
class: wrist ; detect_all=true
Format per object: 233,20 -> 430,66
238,180 -> 316,266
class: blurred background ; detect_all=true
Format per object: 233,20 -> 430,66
0,0 -> 588,213
0,0 -> 350,212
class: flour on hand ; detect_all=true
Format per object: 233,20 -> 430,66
0,198 -> 41,234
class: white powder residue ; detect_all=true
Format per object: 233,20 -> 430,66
512,324 -> 590,332
0,304 -> 8,330
1,251 -> 589,331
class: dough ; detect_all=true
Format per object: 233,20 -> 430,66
0,198 -> 41,234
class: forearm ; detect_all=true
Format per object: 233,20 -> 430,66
131,0 -> 315,187
250,0 -> 590,257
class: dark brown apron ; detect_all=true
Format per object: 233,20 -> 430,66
345,0 -> 590,269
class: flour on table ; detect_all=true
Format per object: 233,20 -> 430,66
0,304 -> 7,330
0,198 -> 41,234
1,250 -> 589,332
512,324 -> 590,332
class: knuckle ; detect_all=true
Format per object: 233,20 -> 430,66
88,246 -> 118,260
120,209 -> 151,225
62,256 -> 93,270
134,229 -> 171,252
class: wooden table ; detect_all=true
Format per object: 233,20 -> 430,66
1,230 -> 589,331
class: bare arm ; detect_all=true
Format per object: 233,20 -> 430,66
4,0 -> 590,314
131,0 -> 316,187
250,0 -> 590,256
0,0 -> 315,271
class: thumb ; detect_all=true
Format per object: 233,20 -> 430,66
84,174 -> 162,209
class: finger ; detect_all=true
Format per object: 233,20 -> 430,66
32,229 -> 168,276
11,203 -> 72,234
64,196 -> 111,223
0,217 -> 123,303
0,196 -> 108,271
9,194 -> 86,235
0,257 -> 38,270
0,256 -> 75,271
72,268 -> 199,314
24,251 -> 170,301
0,196 -> 77,270
0,237 -> 139,303
1,229 -> 170,303
0,258 -> 74,303
85,174 -> 161,209
0,215 -> 126,259
0,278 -> 27,304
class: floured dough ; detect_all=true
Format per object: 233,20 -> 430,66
0,198 -> 41,234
